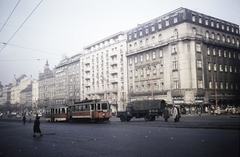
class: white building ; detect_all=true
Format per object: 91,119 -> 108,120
81,32 -> 128,112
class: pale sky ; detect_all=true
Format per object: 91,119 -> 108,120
0,0 -> 239,86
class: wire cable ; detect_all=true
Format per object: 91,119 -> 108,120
0,0 -> 21,32
0,0 -> 43,53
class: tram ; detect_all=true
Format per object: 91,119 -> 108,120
45,99 -> 111,122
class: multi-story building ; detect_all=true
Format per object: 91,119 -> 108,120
20,84 -> 32,109
32,80 -> 38,111
38,60 -> 55,109
126,7 -> 240,110
0,83 -> 11,106
11,74 -> 33,105
81,32 -> 128,112
54,53 -> 81,106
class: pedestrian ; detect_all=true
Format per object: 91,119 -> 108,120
163,107 -> 170,122
33,116 -> 43,137
176,106 -> 181,121
23,115 -> 26,125
173,105 -> 181,122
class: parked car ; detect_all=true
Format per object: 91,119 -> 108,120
15,114 -> 22,118
0,113 -> 3,118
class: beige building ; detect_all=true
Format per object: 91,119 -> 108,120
126,8 -> 240,111
81,32 -> 128,112
10,74 -> 33,105
32,80 -> 38,110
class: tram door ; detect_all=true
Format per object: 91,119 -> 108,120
51,108 -> 54,122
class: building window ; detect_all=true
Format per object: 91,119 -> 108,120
139,29 -> 142,36
153,66 -> 156,74
209,81 -> 212,89
143,53 -> 148,62
166,19 -> 169,26
235,67 -> 237,73
219,64 -> 223,72
236,83 -> 238,90
218,49 -> 221,57
199,17 -> 202,23
233,52 -> 236,59
134,56 -> 138,63
151,25 -> 155,32
152,36 -> 155,45
153,52 -> 156,59
205,19 -> 209,25
227,36 -> 230,43
128,33 -> 132,40
192,14 -> 196,22
211,20 -> 214,27
172,45 -> 177,53
222,23 -> 225,30
198,80 -> 203,88
232,38 -> 235,44
208,63 -> 211,70
140,40 -> 143,47
227,25 -> 229,31
174,16 -> 178,23
140,69 -> 144,76
220,82 -> 223,89
207,47 -> 210,55
140,55 -> 143,62
129,58 -> 132,65
225,65 -> 227,72
173,81 -> 179,89
134,32 -> 137,38
159,49 -> 163,58
158,22 -> 162,29
197,60 -> 202,68
134,42 -> 137,49
230,66 -> 232,73
224,50 -> 227,57
135,70 -> 138,77
229,52 -> 231,58
214,63 -> 217,71
226,83 -> 228,89
146,67 -> 150,75
146,38 -> 149,46
217,34 -> 220,41
213,48 -> 216,56
206,31 -> 209,39
231,83 -> 233,89
216,22 -> 219,28
196,44 -> 201,52
193,28 -> 197,35
222,35 -> 226,42
173,61 -> 178,70
215,81 -> 218,89
160,65 -> 163,73
211,32 -> 215,40
145,27 -> 149,34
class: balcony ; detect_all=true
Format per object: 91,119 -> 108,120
85,60 -> 90,65
85,67 -> 90,72
85,82 -> 91,87
110,51 -> 118,57
110,69 -> 118,74
110,60 -> 118,65
110,78 -> 118,83
85,75 -> 91,80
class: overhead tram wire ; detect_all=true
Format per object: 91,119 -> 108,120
0,0 -> 43,53
0,0 -> 21,32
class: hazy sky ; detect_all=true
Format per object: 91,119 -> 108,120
0,0 -> 239,86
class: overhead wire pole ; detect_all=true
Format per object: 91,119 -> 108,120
0,0 -> 21,32
0,0 -> 43,53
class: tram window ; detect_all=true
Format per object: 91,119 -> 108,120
55,109 -> 57,114
85,105 -> 88,110
73,106 -> 76,111
58,108 -> 61,114
62,108 -> 65,113
97,104 -> 101,110
82,105 -> 85,111
102,103 -> 108,109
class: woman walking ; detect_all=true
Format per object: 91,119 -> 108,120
33,116 -> 43,137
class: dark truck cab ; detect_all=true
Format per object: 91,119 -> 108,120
117,100 -> 166,122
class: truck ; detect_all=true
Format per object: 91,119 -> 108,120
116,99 -> 166,122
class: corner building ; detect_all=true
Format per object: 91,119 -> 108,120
127,8 -> 240,110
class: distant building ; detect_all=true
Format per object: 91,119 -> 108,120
126,7 -> 240,109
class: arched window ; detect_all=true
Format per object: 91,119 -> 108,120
152,36 -> 155,45
206,31 -> 209,39
145,38 -> 149,46
192,28 -> 197,35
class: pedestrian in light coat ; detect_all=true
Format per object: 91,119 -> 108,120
173,105 -> 180,122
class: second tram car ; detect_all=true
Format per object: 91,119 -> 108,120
45,99 -> 111,122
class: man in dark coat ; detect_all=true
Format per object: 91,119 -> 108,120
33,116 -> 43,137
163,107 -> 170,122
22,115 -> 26,125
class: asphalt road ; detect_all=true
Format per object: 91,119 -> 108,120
0,114 -> 239,157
